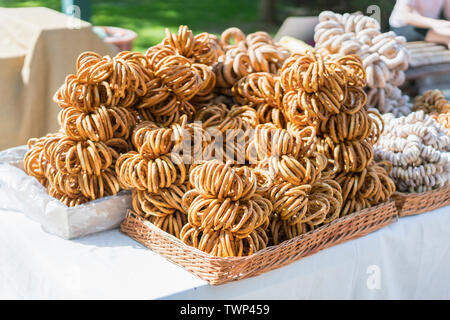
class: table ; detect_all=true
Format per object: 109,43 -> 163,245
403,41 -> 450,96
0,206 -> 449,299
405,63 -> 450,81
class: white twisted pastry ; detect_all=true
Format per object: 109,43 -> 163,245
366,85 -> 412,116
395,165 -> 450,193
374,111 -> 450,192
315,11 -> 411,116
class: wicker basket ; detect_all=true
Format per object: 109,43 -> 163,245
120,201 -> 398,285
393,186 -> 450,217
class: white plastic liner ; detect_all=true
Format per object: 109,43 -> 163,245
0,145 -> 131,239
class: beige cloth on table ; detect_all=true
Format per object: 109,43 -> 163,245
0,7 -> 118,150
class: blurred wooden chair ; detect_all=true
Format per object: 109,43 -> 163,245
274,16 -> 319,45
403,41 -> 450,97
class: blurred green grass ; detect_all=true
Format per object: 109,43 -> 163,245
0,0 -> 396,52
0,0 -> 283,52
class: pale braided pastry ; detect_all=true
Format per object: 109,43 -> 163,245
314,11 -> 412,116
374,111 -> 450,192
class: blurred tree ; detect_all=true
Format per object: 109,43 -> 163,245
61,0 -> 91,22
260,0 -> 277,24
279,0 -> 395,32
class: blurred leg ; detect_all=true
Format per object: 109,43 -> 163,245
425,29 -> 450,48
391,26 -> 425,41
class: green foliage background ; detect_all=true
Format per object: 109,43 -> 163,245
0,0 -> 396,52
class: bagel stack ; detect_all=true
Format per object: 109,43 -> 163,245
247,123 -> 343,245
214,27 -> 290,96
23,51 -> 151,206
136,26 -> 221,126
229,56 -> 344,244
199,105 -> 259,164
279,50 -> 395,216
180,160 -> 272,257
314,11 -> 412,116
233,72 -> 287,128
116,116 -> 210,238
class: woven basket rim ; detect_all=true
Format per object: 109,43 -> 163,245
128,211 -> 212,259
392,184 -> 450,217
393,185 -> 450,197
124,200 -> 397,262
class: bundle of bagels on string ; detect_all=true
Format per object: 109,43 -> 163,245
313,11 -> 450,195
23,13 -> 447,257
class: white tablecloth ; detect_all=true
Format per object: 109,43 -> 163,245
1,206 -> 449,299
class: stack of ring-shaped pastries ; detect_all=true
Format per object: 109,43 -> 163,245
180,160 -> 272,257
232,72 -> 288,128
279,49 -> 395,216
200,105 -> 259,163
23,24 -> 399,257
247,122 -> 343,245
135,27 -> 221,126
116,115 -> 207,238
213,27 -> 290,95
24,50 -> 146,206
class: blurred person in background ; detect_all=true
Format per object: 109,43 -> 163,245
390,0 -> 450,47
